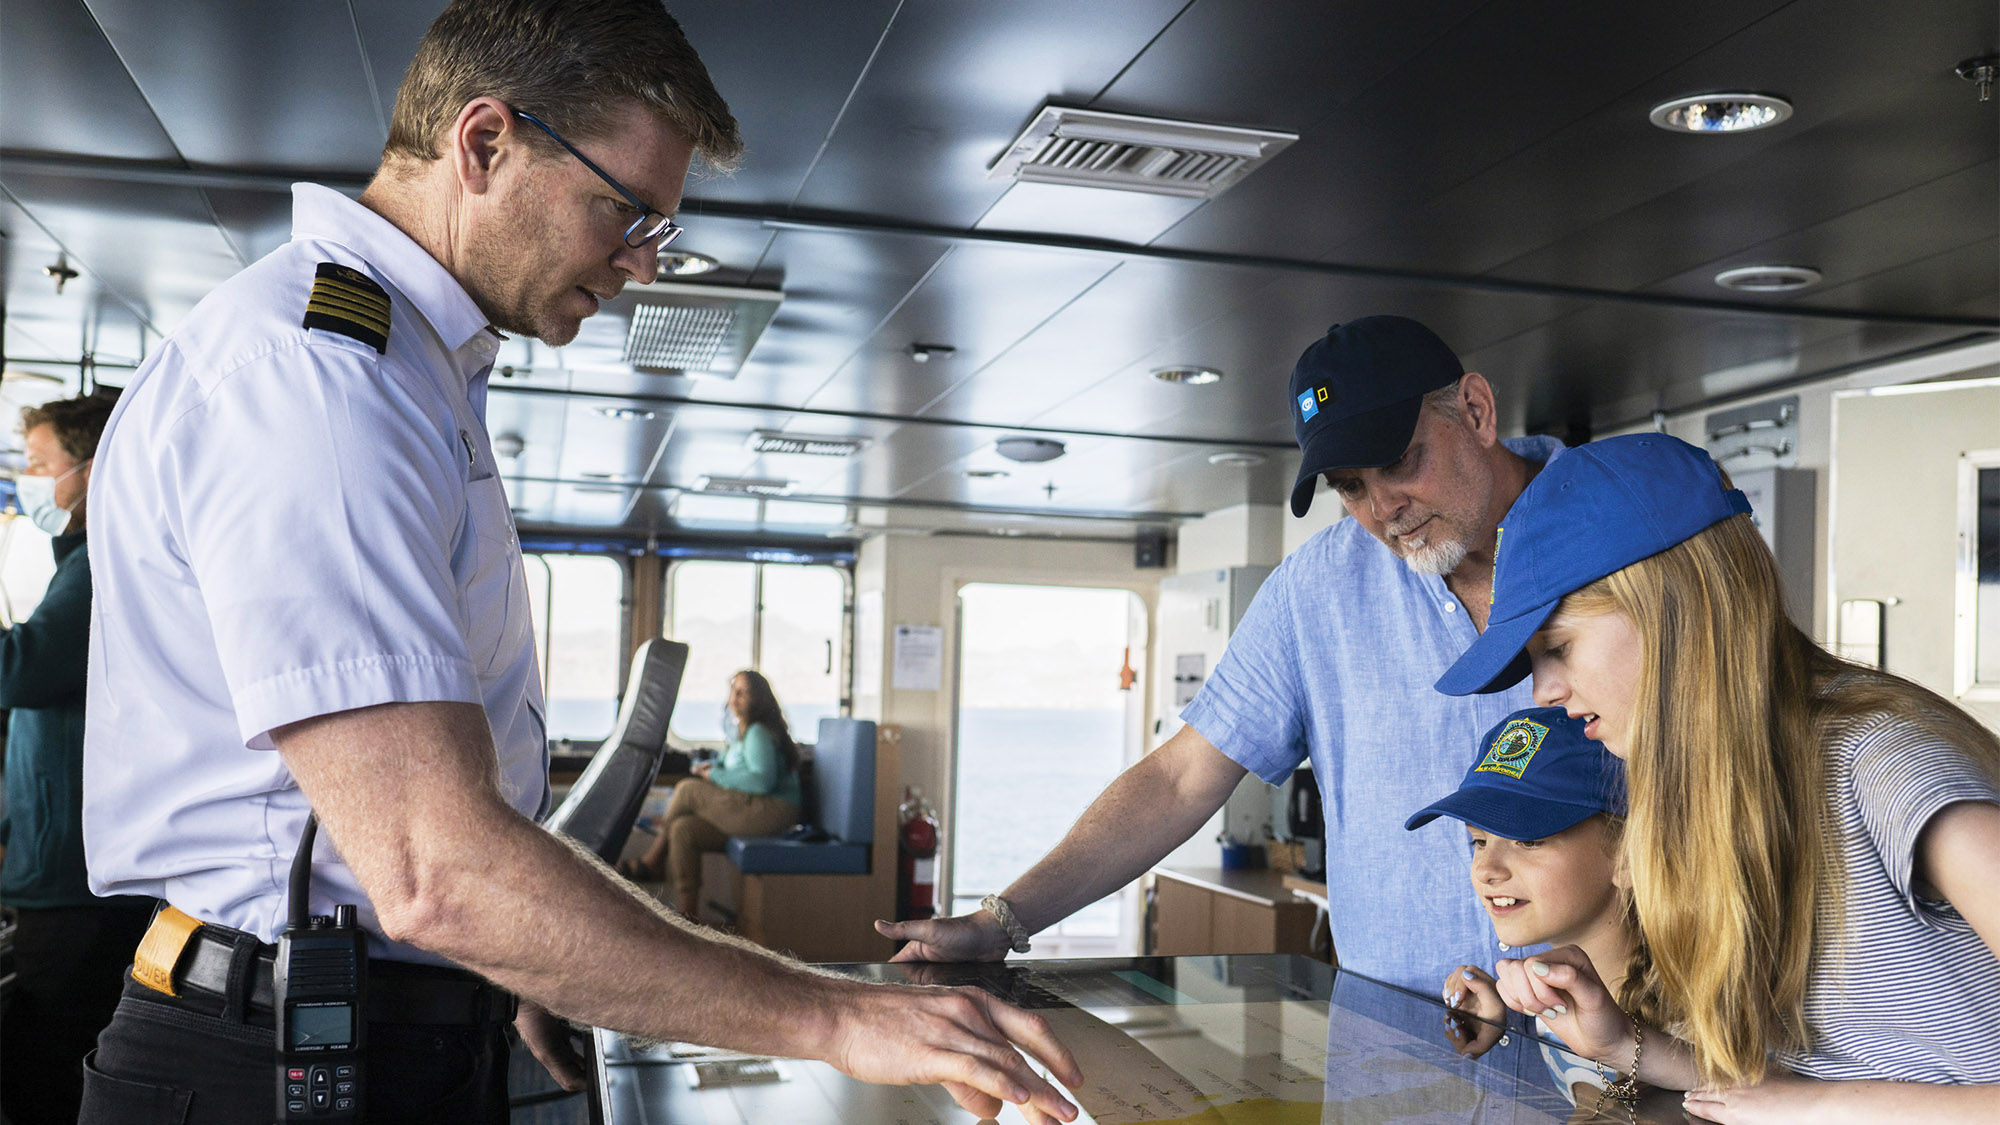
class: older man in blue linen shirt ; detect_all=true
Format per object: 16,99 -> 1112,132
78,3 -> 1080,1123
881,316 -> 1563,993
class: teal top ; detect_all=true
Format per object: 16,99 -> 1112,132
707,721 -> 802,806
0,533 -> 144,909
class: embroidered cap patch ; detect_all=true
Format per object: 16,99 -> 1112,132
303,262 -> 391,354
1475,716 -> 1549,779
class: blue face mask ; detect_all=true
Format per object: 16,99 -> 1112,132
14,459 -> 88,536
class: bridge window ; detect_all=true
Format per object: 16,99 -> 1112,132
522,552 -> 625,741
665,560 -> 847,743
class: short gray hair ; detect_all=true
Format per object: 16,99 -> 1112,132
1421,378 -> 1464,421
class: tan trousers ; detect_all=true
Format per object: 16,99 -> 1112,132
662,779 -> 800,895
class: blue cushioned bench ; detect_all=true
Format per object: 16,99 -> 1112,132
726,717 -> 875,875
704,718 -> 899,962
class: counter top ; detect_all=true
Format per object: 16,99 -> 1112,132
1152,864 -> 1305,907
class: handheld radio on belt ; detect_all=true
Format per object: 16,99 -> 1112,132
275,814 -> 368,1120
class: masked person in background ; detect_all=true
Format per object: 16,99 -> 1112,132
2,390 -> 155,1125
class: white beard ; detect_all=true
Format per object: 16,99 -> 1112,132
1399,536 -> 1469,576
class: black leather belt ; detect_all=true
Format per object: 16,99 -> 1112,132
177,925 -> 516,1026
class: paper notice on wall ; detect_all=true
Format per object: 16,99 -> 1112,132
892,624 -> 944,691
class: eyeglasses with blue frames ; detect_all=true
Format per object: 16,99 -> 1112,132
512,110 -> 683,250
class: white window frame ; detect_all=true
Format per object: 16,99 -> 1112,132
661,558 -> 854,746
1953,450 -> 2000,701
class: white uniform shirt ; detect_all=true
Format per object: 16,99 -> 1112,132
84,183 -> 547,963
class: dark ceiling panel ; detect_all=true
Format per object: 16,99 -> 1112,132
1643,161 -> 2000,307
0,172 -> 245,352
1149,0 -> 1796,262
350,0 -> 446,132
6,0 -> 1998,534
666,0 -> 902,203
1778,240 -> 1998,335
788,0 -> 1190,226
801,242 -> 1116,415
1328,0 -> 2000,283
1005,260 -> 1593,441
84,0 -> 388,168
0,0 -> 179,159
715,227 -> 960,406
1093,0 -> 1486,130
199,187 -> 296,269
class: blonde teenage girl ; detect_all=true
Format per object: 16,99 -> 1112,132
1436,434 -> 2000,1124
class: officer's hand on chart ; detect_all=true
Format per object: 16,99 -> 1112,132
1492,945 -> 1627,1062
1440,964 -> 1508,1058
875,910 -> 1012,963
514,1000 -> 588,1092
824,980 -> 1082,1124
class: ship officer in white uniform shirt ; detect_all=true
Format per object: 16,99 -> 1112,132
77,3 -> 1081,1123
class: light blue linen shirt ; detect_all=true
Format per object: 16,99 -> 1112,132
1181,435 -> 1563,992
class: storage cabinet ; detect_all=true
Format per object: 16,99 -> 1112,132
1146,866 -> 1320,958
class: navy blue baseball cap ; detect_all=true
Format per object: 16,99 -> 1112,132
1288,316 -> 1465,517
1404,707 -> 1626,839
1435,433 -> 1752,696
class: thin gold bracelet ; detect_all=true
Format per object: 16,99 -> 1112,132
1589,1015 -> 1644,1118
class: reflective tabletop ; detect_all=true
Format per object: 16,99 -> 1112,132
593,954 -> 1697,1123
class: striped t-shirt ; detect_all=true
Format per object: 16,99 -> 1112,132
1779,709 -> 2000,1082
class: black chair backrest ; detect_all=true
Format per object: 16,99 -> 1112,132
542,638 -> 689,864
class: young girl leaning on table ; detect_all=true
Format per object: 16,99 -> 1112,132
1406,706 -> 1652,1107
1433,433 -> 2000,1125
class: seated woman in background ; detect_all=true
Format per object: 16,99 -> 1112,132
1436,434 -> 2000,1124
620,670 -> 803,915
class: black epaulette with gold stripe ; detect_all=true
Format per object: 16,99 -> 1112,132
303,262 -> 391,353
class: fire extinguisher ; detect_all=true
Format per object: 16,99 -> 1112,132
897,786 -> 939,922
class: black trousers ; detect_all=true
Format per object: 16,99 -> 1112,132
78,973 -> 511,1124
0,898 -> 154,1125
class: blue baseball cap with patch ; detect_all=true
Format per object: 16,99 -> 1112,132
1288,316 -> 1465,517
1404,707 -> 1626,839
1434,433 -> 1753,696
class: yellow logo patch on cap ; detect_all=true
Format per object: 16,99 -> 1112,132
1475,716 -> 1548,779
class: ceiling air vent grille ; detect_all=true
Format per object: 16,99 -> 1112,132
615,283 -> 783,379
990,105 -> 1296,200
695,474 -> 794,496
749,430 -> 868,457
625,303 -> 734,371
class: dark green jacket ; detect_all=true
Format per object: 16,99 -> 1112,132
0,532 -> 105,907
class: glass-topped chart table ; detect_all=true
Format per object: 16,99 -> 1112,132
592,954 -> 1697,1123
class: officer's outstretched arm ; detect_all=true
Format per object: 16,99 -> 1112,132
275,700 -> 1084,1125
877,722 -> 1246,961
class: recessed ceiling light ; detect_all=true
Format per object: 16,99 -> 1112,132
1648,93 -> 1792,134
595,405 -> 656,421
965,468 -> 1011,480
656,249 -> 719,276
1207,450 -> 1266,467
1153,365 -> 1224,385
491,432 -> 526,459
1714,264 -> 1822,292
910,343 -> 957,364
994,436 -> 1066,463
